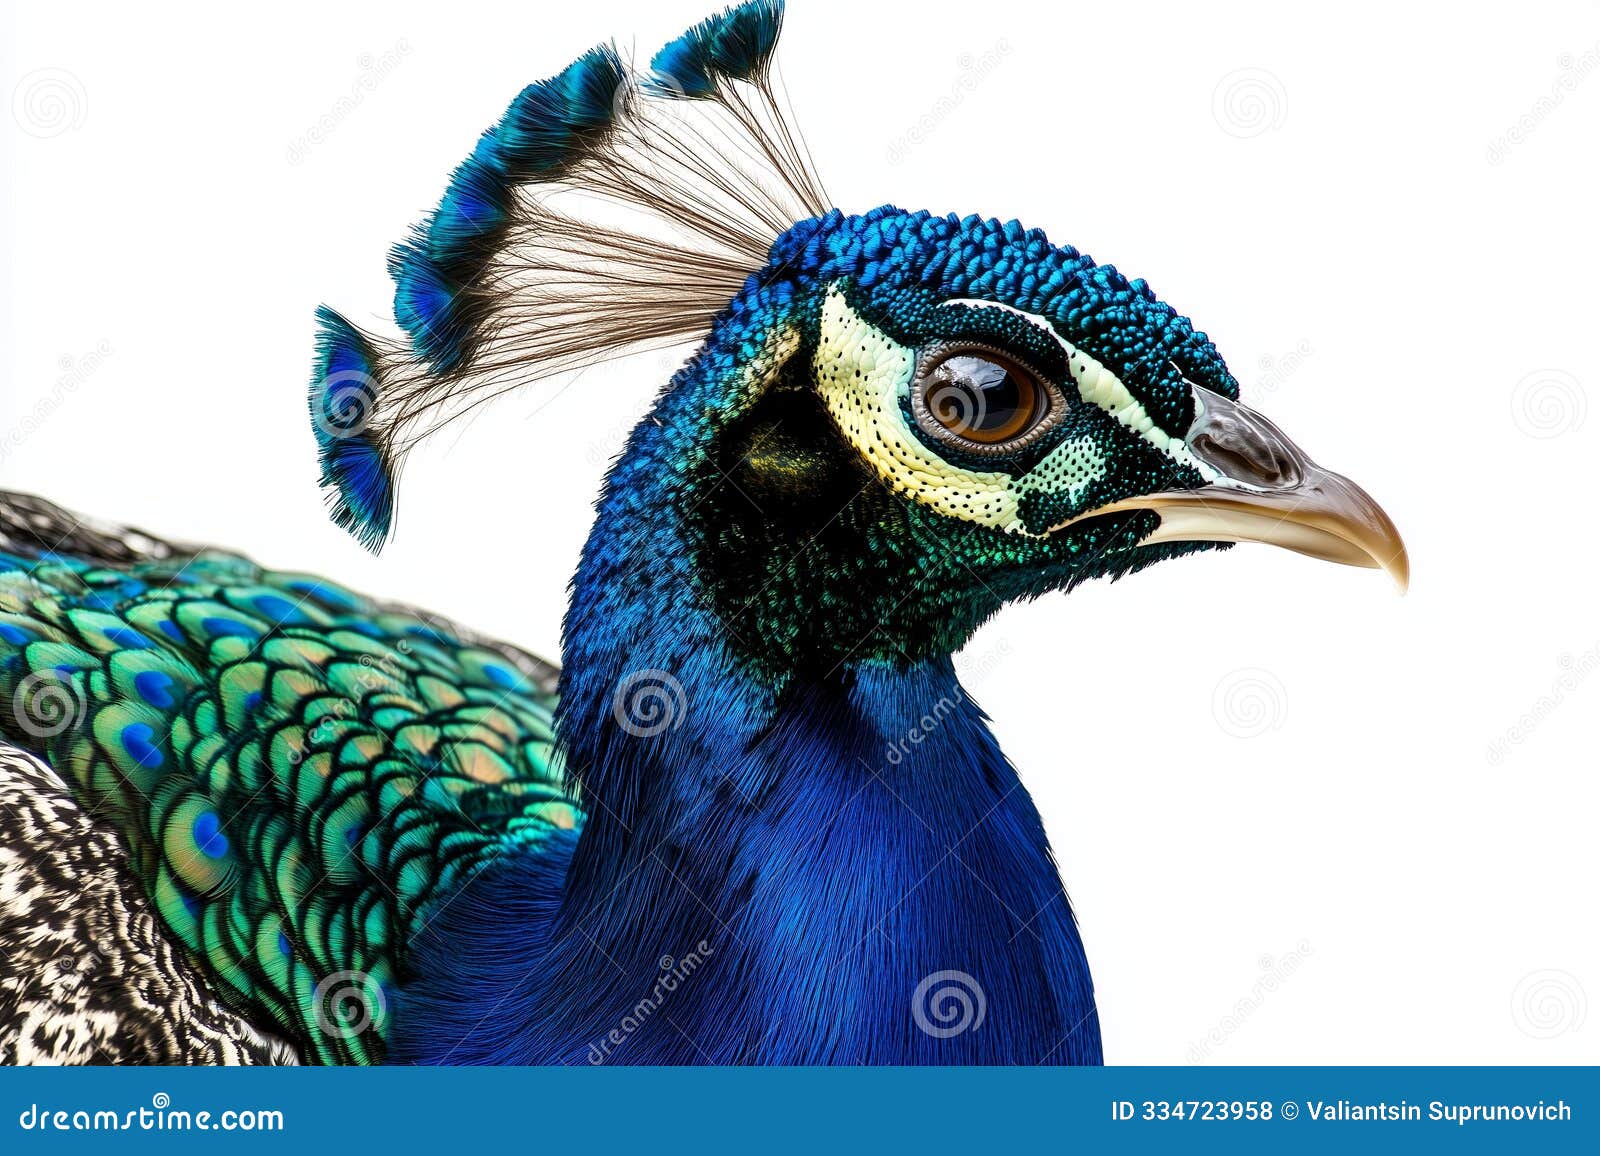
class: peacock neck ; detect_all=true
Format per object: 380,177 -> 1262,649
405,413 -> 1104,1063
538,510 -> 1103,1060
399,521 -> 1103,1062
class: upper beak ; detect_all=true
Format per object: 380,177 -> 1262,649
1056,386 -> 1410,592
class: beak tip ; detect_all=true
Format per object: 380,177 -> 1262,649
1386,547 -> 1411,596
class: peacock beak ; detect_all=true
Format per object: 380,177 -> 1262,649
1056,386 -> 1410,591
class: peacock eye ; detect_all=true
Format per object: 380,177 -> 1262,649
911,345 -> 1056,452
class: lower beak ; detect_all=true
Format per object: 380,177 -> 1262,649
1056,386 -> 1409,592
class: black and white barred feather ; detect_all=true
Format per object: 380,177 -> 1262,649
0,743 -> 300,1064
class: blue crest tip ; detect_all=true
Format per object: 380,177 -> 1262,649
389,43 -> 627,374
390,245 -> 467,372
310,306 -> 395,552
650,0 -> 784,94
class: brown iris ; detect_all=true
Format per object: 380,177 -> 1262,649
916,349 -> 1050,449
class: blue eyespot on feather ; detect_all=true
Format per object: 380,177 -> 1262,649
650,0 -> 784,95
389,246 -> 466,371
500,46 -> 625,168
424,156 -> 510,263
649,31 -> 717,97
309,306 -> 395,552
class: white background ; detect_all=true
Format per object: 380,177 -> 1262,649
4,0 -> 1597,1064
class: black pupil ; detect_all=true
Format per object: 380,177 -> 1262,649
932,356 -> 1030,435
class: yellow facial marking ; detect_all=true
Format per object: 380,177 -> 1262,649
814,286 -> 1107,533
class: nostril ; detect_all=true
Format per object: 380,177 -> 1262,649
1189,414 -> 1303,489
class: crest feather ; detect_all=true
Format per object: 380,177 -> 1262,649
309,307 -> 394,552
310,0 -> 826,550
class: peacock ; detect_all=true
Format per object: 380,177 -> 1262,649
0,0 -> 1406,1065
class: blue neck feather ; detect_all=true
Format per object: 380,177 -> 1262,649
394,345 -> 1101,1065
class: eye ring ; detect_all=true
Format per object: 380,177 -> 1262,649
910,342 -> 1063,454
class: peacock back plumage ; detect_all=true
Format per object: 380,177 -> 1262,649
0,494 -> 573,1063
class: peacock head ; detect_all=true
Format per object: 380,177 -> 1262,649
310,0 -> 1405,676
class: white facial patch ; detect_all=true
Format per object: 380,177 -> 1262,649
814,285 -> 1108,533
1065,346 -> 1218,482
944,298 -> 1219,483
